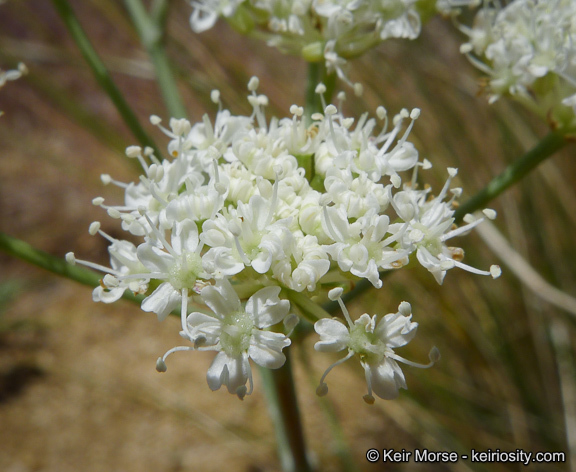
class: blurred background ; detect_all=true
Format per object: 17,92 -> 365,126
1,1 -> 575,471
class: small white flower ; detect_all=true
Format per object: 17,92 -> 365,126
315,291 -> 438,403
64,225 -> 149,303
137,219 -> 208,321
392,169 -> 501,284
159,279 -> 292,399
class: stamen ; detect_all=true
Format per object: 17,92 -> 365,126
315,83 -> 327,111
264,166 -> 282,227
100,174 -> 128,188
386,349 -> 438,369
228,219 -> 251,266
143,147 -> 161,166
141,211 -> 178,259
65,252 -> 121,276
328,287 -> 353,327
316,351 -> 354,396
125,145 -> 149,172
211,89 -> 222,112
139,176 -> 168,207
156,345 -> 195,372
324,104 -> 342,153
397,108 -> 420,146
180,288 -> 194,341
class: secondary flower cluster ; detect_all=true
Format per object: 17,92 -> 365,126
190,0 -> 428,89
459,0 -> 576,129
67,78 -> 499,400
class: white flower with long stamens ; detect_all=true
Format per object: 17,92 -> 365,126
158,278 -> 292,399
315,288 -> 439,403
65,222 -> 149,303
391,168 -> 501,284
137,218 -> 208,321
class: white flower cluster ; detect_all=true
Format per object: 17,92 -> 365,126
459,0 -> 576,127
67,78 -> 499,400
190,0 -> 424,88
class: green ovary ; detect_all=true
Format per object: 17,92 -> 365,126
168,252 -> 203,290
421,236 -> 442,257
348,324 -> 384,365
220,311 -> 254,358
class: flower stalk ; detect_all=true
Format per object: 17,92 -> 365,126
123,0 -> 187,119
304,61 -> 335,122
51,0 -> 162,157
454,131 -> 569,222
0,231 -> 144,306
260,349 -> 313,472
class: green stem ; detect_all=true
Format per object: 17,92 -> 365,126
454,131 -> 569,222
297,347 -> 358,472
150,0 -> 170,27
51,0 -> 161,156
286,289 -> 330,323
0,232 -> 144,306
260,349 -> 313,472
305,62 -> 322,122
123,0 -> 187,119
304,61 -> 337,122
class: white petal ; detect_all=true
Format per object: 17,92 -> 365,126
251,250 -> 273,273
246,286 -> 289,328
92,286 -> 125,303
203,247 -> 244,276
141,282 -> 181,321
201,278 -> 240,318
249,331 -> 290,368
206,351 -> 249,394
314,318 -> 350,352
186,311 -> 218,327
367,358 -> 406,400
190,9 -> 218,33
137,243 -> 173,273
171,220 -> 199,255
375,312 -> 418,348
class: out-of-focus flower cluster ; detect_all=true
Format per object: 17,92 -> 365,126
190,0 -> 441,88
67,78 -> 499,400
459,0 -> 576,129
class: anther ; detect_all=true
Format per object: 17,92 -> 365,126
125,146 -> 142,158
65,252 -> 76,265
156,358 -> 167,372
490,265 -> 502,278
483,208 -> 497,220
89,221 -> 101,236
248,76 -> 260,92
